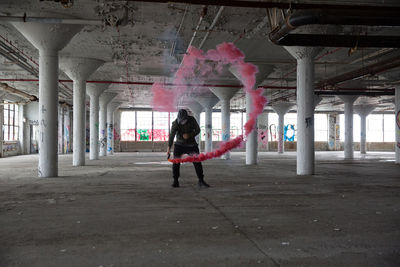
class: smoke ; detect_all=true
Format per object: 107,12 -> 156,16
151,42 -> 268,163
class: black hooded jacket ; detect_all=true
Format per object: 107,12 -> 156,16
168,116 -> 200,148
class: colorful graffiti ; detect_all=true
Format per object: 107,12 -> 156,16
120,129 -> 169,141
64,125 -> 70,153
258,129 -> 268,149
284,124 -> 295,141
107,123 -> 113,152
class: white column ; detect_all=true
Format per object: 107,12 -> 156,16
37,50 -> 59,176
60,58 -> 105,166
205,107 -> 212,152
11,19 -> 82,177
354,105 -> 375,154
87,84 -> 110,160
328,114 -> 337,151
73,79 -> 87,165
196,93 -> 219,153
395,87 -> 400,164
99,93 -> 117,157
285,46 -> 321,175
209,87 -> 239,160
107,102 -> 121,155
58,105 -> 64,154
257,111 -> 269,151
246,92 -> 257,164
64,107 -> 71,153
340,96 -> 359,159
0,101 -> 3,157
113,109 -> 121,153
220,100 -> 230,159
272,103 -> 294,154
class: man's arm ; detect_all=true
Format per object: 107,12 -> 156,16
192,117 -> 200,137
168,121 -> 177,151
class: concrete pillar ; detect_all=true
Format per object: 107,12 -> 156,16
58,105 -> 64,154
99,93 -> 117,157
285,46 -> 322,175
354,105 -> 375,154
60,58 -> 104,166
87,83 -> 110,160
257,111 -> 269,151
328,113 -> 338,151
245,93 -> 258,164
187,101 -> 204,146
339,95 -> 359,159
209,87 -> 240,159
18,104 -> 27,154
230,64 -> 274,165
271,103 -> 294,154
64,107 -> 72,153
0,101 -> 2,157
113,109 -> 122,153
12,21 -> 82,177
107,101 -> 121,155
395,86 -> 400,164
196,93 -> 219,153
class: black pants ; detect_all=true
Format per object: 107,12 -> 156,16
173,143 -> 204,180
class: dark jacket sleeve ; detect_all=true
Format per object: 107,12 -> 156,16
168,120 -> 178,148
192,117 -> 200,138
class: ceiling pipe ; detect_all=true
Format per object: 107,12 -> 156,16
0,14 -> 103,25
0,82 -> 38,101
0,78 -> 395,92
198,6 -> 224,49
269,9 -> 400,48
315,91 -> 394,96
125,0 -> 400,13
277,34 -> 400,48
317,55 -> 400,88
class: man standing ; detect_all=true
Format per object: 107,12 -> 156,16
167,109 -> 210,188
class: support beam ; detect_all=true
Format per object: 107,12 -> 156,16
209,87 -> 240,160
339,95 -> 359,159
99,93 -> 117,157
11,21 -> 82,177
271,102 -> 294,154
107,101 -> 121,155
354,105 -> 375,154
285,46 -> 322,175
60,57 -> 104,166
87,83 -> 110,160
395,86 -> 400,164
196,92 -> 219,153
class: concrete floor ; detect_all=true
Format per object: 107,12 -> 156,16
0,151 -> 399,267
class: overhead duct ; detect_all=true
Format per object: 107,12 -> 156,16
269,9 -> 400,48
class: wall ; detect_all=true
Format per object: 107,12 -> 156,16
120,141 -> 395,152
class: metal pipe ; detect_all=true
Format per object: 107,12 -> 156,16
0,83 -> 38,101
0,15 -> 103,25
125,0 -> 400,13
198,6 -> 224,49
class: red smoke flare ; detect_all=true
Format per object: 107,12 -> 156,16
151,42 -> 268,163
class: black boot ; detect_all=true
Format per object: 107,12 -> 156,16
198,179 -> 210,188
172,178 -> 180,188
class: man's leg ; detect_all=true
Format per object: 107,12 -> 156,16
172,144 -> 183,187
191,146 -> 210,188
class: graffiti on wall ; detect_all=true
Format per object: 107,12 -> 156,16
258,129 -> 268,149
269,124 -> 296,142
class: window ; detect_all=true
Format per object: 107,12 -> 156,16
230,112 -> 242,139
3,103 -> 19,141
315,114 -> 328,142
383,114 -> 395,142
153,112 -> 169,141
120,111 -> 136,141
136,111 -> 153,141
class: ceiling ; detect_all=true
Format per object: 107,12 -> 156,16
0,0 -> 399,113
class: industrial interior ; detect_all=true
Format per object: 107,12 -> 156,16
0,0 -> 399,266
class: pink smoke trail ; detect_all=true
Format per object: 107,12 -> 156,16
151,42 -> 267,163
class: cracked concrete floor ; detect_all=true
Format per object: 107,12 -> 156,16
0,151 -> 399,267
